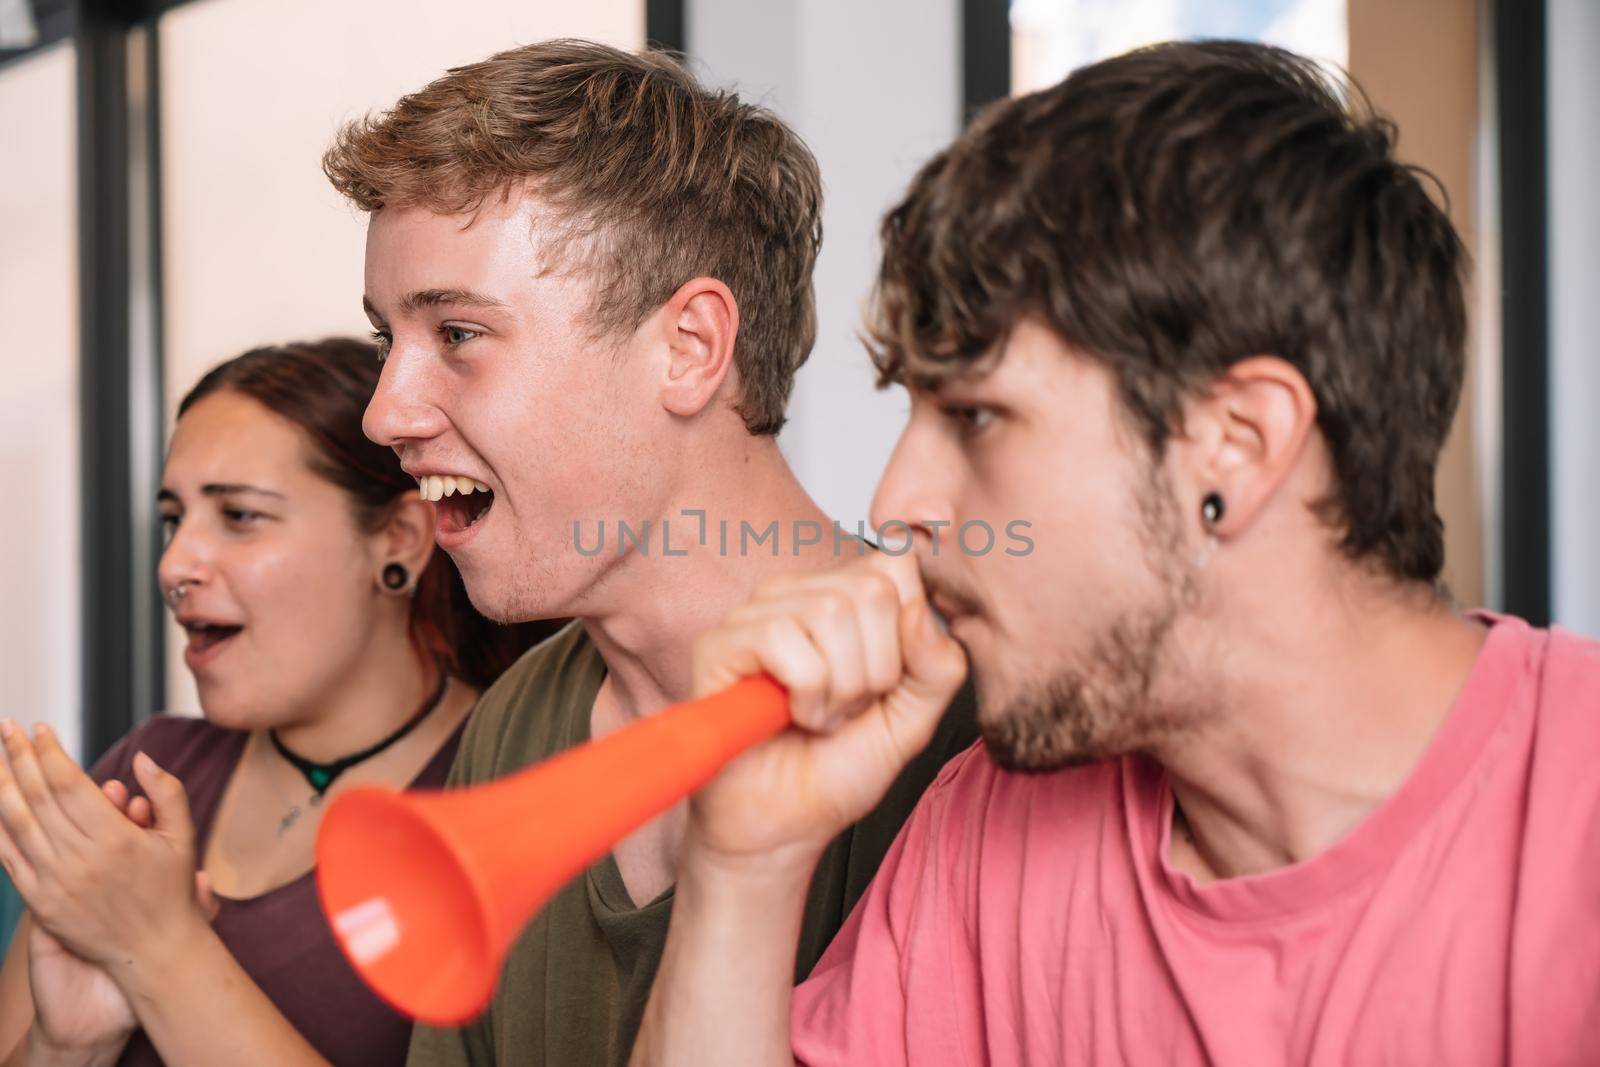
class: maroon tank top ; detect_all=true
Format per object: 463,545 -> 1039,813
89,714 -> 464,1067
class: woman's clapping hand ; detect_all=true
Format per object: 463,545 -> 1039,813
0,726 -> 217,1059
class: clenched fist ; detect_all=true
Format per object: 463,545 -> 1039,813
685,551 -> 968,871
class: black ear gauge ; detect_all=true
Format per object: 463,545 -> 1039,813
381,562 -> 410,591
1201,492 -> 1225,526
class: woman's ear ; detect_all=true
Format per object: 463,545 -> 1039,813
373,490 -> 437,586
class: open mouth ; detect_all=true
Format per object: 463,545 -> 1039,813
419,475 -> 495,535
184,621 -> 243,657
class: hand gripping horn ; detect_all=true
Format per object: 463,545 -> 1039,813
314,676 -> 788,1024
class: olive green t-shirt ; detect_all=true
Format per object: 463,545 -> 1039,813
406,620 -> 979,1067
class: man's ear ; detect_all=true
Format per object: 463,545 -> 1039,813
374,490 -> 437,584
1178,356 -> 1318,538
655,276 -> 739,419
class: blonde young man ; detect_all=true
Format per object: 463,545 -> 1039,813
323,40 -> 976,1067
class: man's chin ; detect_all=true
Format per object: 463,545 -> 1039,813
979,723 -> 1109,774
456,574 -> 528,625
976,682 -> 1128,773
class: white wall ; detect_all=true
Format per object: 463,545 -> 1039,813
1547,0 -> 1600,638
0,43 -> 82,757
157,0 -> 645,713
689,0 -> 960,528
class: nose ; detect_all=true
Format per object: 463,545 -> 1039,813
157,519 -> 214,605
363,346 -> 448,449
870,419 -> 953,551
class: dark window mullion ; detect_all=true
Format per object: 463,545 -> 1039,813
646,0 -> 685,53
961,0 -> 1010,122
1497,0 -> 1550,625
76,0 -> 166,762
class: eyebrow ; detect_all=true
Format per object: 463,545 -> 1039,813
907,375 -> 964,400
157,484 -> 286,504
363,288 -> 510,319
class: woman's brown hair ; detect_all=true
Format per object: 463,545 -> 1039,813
178,337 -> 561,688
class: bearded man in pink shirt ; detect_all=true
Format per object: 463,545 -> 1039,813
630,40 -> 1600,1066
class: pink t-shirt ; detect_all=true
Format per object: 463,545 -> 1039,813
791,614 -> 1600,1065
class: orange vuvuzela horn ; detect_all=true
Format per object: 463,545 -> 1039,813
314,675 -> 788,1025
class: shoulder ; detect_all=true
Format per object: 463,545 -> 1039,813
861,741 -> 1126,908
452,620 -> 601,783
798,746 -> 1125,1008
1519,619 -> 1600,757
921,740 -> 1124,831
1474,612 -> 1600,735
1541,624 -> 1600,703
87,714 -> 242,785
946,746 -> 1129,910
1467,617 -> 1600,906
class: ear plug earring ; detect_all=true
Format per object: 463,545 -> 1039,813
1197,493 -> 1225,570
381,562 -> 411,593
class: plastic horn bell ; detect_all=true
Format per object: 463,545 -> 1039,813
314,674 -> 789,1026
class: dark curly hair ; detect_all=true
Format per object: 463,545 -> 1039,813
870,40 -> 1467,585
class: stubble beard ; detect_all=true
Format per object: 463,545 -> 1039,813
982,465 -> 1206,773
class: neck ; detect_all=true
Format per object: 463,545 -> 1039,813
1156,564 -> 1486,883
271,616 -> 437,763
582,439 -> 841,733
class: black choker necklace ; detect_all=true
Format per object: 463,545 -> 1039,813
270,672 -> 449,796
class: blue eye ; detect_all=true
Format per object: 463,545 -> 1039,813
440,324 -> 479,347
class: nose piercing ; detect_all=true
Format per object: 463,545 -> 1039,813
167,581 -> 191,607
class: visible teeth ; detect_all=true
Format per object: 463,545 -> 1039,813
415,475 -> 490,501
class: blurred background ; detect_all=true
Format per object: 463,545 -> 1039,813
0,0 -> 1594,785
